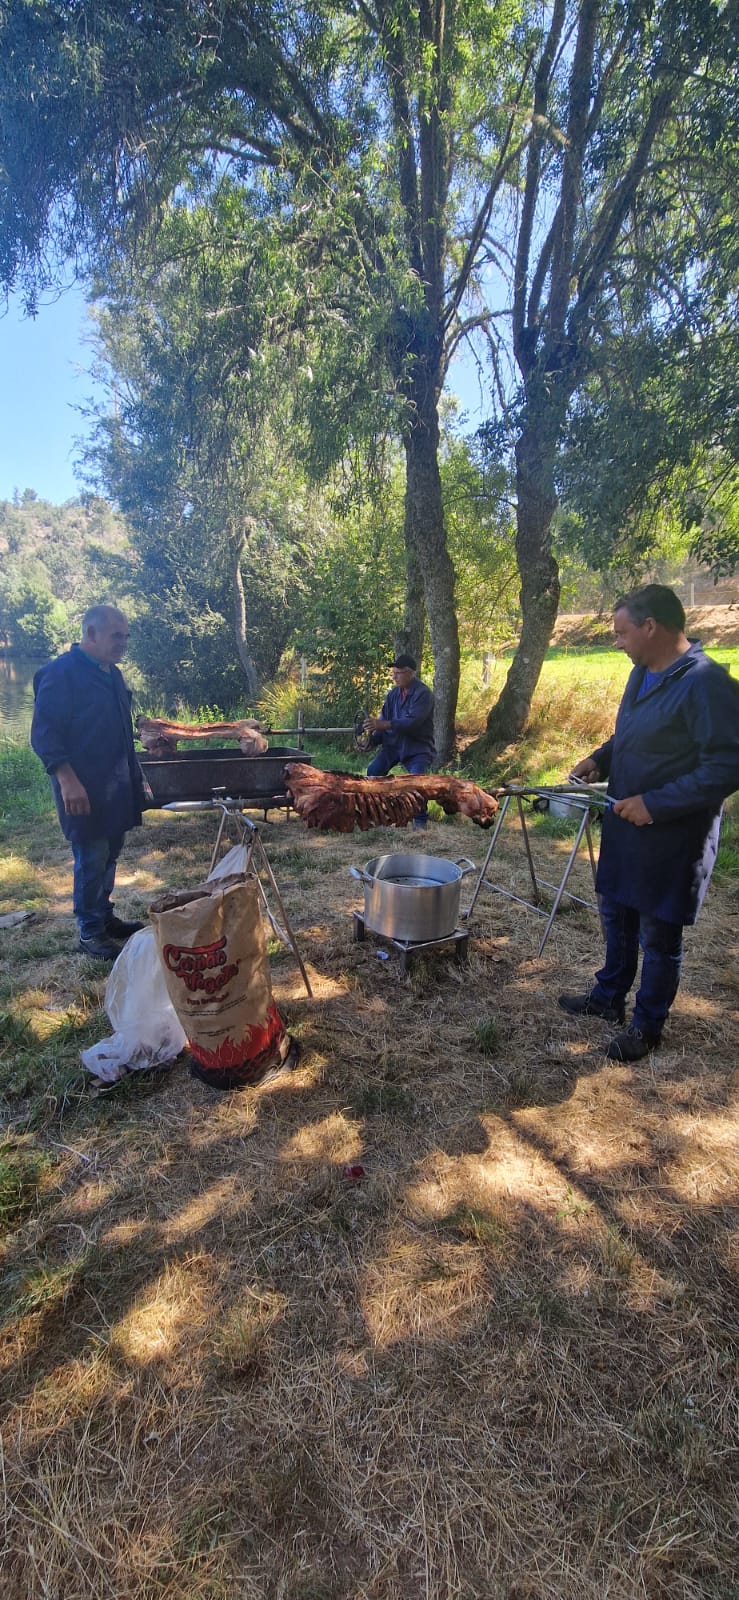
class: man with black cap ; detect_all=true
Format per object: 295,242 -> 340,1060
364,654 -> 436,829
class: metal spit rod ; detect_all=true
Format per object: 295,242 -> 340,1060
495,782 -> 610,807
265,727 -> 356,736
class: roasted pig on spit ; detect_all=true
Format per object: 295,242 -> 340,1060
283,763 -> 498,832
137,716 -> 269,756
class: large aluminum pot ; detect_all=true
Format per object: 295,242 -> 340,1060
350,852 -> 475,943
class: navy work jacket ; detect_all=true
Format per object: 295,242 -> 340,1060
591,642 -> 739,925
31,645 -> 144,844
371,678 -> 436,764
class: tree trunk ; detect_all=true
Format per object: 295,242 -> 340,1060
231,532 -> 261,701
395,525 -> 425,666
467,400 -> 560,755
404,381 -> 460,767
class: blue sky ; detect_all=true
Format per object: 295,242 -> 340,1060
0,286 -> 102,504
0,285 -> 490,506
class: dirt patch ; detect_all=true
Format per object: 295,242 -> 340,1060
554,603 -> 739,649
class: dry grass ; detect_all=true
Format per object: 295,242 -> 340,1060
0,798 -> 738,1600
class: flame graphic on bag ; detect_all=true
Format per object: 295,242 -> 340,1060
150,876 -> 286,1073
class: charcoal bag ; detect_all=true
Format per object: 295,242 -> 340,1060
149,874 -> 293,1089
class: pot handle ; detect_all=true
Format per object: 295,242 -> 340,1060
349,866 -> 373,883
455,857 -> 477,877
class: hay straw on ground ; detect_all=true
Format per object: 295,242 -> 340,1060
1,805 -> 737,1599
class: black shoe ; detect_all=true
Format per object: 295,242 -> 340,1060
105,915 -> 146,940
605,1025 -> 660,1062
78,934 -> 120,960
558,990 -> 626,1025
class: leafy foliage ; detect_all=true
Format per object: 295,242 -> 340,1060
1,0 -> 737,750
0,494 -> 130,653
84,186 -> 319,705
467,0 -> 739,748
291,473 -> 406,718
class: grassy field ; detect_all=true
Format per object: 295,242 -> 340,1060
1,651 -> 738,1600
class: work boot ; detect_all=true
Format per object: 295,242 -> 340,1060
558,989 -> 626,1025
105,914 -> 146,940
605,1025 -> 660,1063
78,934 -> 120,960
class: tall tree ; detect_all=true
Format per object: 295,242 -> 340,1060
3,2 -> 735,758
558,323 -> 739,583
467,0 -> 739,751
85,187 -> 315,702
0,0 -> 531,762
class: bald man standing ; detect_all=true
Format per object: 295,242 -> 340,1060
31,604 -> 145,959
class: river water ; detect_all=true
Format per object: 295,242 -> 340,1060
0,656 -> 38,740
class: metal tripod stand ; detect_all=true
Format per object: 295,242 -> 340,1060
163,799 -> 313,996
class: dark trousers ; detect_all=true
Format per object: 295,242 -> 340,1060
366,747 -> 432,828
71,834 -> 123,939
592,897 -> 683,1038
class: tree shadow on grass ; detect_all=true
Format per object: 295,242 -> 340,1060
1,811 -> 737,1597
3,1083 -> 736,1599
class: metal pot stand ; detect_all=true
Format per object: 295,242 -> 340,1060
349,852 -> 475,971
352,911 -> 471,973
162,799 -> 313,997
465,786 -> 609,956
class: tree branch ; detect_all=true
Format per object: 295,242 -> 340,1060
547,0 -> 600,341
443,56 -> 536,337
513,0 -> 566,367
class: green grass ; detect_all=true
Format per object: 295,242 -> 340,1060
444,1203 -> 509,1250
351,1082 -> 416,1118
292,737 -> 365,772
0,739 -> 53,837
0,646 -> 738,1599
0,991 -> 106,1121
0,1138 -> 53,1235
457,645 -> 739,795
0,856 -> 52,914
473,1017 -> 502,1057
715,797 -> 739,882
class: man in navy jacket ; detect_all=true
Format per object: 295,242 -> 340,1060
364,653 -> 436,830
559,585 -> 739,1060
31,604 -> 145,959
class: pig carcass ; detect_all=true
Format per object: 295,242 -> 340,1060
283,763 -> 498,832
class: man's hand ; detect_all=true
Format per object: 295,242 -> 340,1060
568,757 -> 600,782
364,716 -> 391,734
56,764 -> 91,816
613,794 -> 653,826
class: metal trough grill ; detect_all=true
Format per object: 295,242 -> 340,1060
139,746 -> 312,808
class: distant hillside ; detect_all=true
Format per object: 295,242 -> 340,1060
554,603 -> 739,649
0,492 -> 133,654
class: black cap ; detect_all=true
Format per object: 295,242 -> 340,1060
389,653 -> 416,670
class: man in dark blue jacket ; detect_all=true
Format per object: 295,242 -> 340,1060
31,604 -> 145,959
364,653 -> 436,830
559,585 -> 739,1060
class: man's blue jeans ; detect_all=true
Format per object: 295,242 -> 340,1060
366,747 -> 431,828
592,898 -> 683,1038
71,835 -> 123,939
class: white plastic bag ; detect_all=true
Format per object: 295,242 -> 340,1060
207,842 -> 249,880
80,846 -> 249,1085
80,927 -> 188,1084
